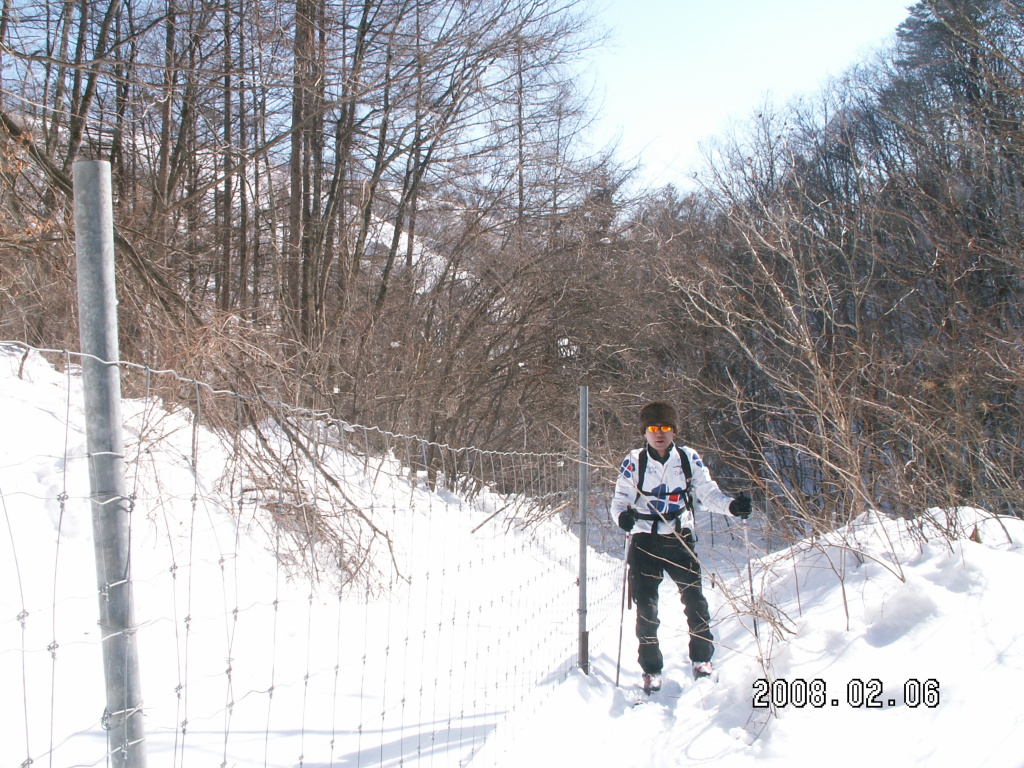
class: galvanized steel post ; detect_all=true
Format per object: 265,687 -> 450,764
74,160 -> 148,768
578,385 -> 589,673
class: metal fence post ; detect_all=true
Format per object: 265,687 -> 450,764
74,160 -> 148,768
578,385 -> 589,673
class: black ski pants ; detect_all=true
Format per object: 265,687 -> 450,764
628,531 -> 713,674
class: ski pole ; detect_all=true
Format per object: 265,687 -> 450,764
742,517 -> 759,641
614,532 -> 631,688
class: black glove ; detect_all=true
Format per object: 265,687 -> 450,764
729,493 -> 752,519
617,507 -> 637,532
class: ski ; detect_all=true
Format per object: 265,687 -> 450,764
692,668 -> 719,683
627,676 -> 683,706
692,662 -> 718,682
643,672 -> 662,695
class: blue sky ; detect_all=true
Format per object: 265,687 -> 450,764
585,0 -> 914,189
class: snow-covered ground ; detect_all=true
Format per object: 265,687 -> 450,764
493,506 -> 1024,767
2,345 -> 1022,767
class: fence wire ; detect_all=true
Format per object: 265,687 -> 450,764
0,342 -> 623,768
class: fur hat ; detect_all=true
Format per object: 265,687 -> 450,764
640,401 -> 678,433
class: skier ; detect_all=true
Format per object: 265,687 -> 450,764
611,401 -> 751,693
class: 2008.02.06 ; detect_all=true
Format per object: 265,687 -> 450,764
752,678 -> 940,709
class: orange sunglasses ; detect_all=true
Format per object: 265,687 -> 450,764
645,424 -> 674,433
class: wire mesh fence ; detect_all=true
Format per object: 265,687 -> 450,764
0,342 -> 623,768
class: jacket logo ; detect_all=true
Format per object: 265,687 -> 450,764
646,484 -> 687,516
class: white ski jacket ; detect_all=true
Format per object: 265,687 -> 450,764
609,443 -> 734,535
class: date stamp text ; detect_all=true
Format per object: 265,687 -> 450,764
752,678 -> 940,709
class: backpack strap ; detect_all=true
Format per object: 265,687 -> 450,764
678,447 -> 698,542
636,446 -> 648,494
678,445 -> 693,496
